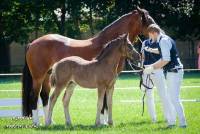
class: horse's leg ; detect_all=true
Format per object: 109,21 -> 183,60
96,86 -> 106,126
46,85 -> 63,126
31,79 -> 43,126
40,74 -> 51,124
106,86 -> 114,125
100,94 -> 108,125
62,82 -> 76,126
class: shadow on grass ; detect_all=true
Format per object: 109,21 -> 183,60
36,124 -> 111,131
117,120 -> 173,131
118,120 -> 165,126
153,125 -> 177,131
117,121 -> 150,128
35,120 -> 169,131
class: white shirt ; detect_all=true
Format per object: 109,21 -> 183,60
157,34 -> 183,68
157,34 -> 172,61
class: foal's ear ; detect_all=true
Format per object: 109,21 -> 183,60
119,37 -> 127,53
119,43 -> 126,53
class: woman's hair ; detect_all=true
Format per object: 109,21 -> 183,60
147,24 -> 161,34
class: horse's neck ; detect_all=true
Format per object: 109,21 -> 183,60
91,17 -> 130,47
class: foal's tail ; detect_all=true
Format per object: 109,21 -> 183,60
50,65 -> 57,87
22,45 -> 33,117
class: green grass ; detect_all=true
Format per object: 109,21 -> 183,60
0,73 -> 200,134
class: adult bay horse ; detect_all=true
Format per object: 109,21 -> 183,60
22,7 -> 156,126
46,34 -> 135,126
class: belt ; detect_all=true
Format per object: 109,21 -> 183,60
167,68 -> 182,73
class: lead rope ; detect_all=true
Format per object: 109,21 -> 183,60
136,35 -> 155,116
141,74 -> 154,116
129,36 -> 155,116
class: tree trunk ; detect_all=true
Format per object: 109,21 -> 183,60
60,3 -> 66,35
0,39 -> 10,73
89,5 -> 94,35
74,17 -> 81,39
34,11 -> 39,39
34,0 -> 40,39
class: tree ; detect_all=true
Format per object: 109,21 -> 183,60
0,0 -> 35,72
138,0 -> 200,40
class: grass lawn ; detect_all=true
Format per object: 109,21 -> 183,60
0,72 -> 199,134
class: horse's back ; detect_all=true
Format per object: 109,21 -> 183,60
26,34 -> 94,78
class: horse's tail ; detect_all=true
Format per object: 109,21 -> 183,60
50,65 -> 57,87
22,45 -> 33,117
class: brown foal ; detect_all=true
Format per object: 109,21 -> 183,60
46,34 -> 137,126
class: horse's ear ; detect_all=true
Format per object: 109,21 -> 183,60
136,7 -> 148,26
136,6 -> 143,14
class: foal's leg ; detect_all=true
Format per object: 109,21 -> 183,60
100,93 -> 108,125
40,74 -> 51,124
106,86 -> 114,125
96,87 -> 106,126
46,85 -> 63,126
62,82 -> 76,126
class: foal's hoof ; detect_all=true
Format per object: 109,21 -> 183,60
95,121 -> 102,127
45,119 -> 53,126
33,122 -> 41,127
108,121 -> 114,126
95,122 -> 108,127
45,122 -> 51,126
95,123 -> 102,127
100,119 -> 108,125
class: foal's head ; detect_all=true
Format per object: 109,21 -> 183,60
118,34 -> 141,62
95,34 -> 141,63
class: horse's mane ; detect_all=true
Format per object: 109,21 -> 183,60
96,8 -> 150,36
97,12 -> 133,36
95,37 -> 123,61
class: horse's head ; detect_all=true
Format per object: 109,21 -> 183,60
128,7 -> 156,38
119,34 -> 141,63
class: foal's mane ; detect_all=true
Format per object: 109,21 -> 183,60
95,37 -> 123,61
